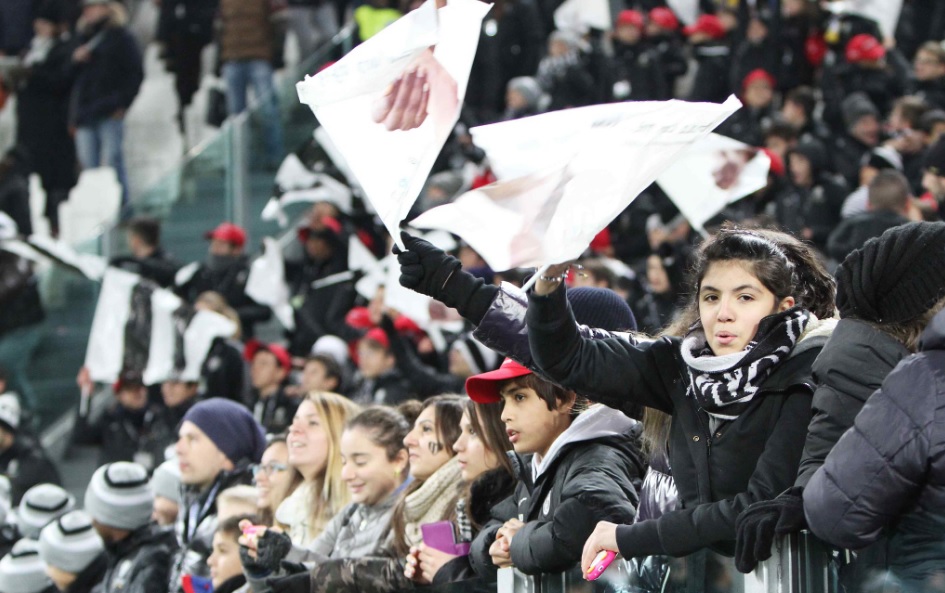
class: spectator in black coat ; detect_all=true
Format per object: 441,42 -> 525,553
0,147 -> 32,237
772,138 -> 849,250
69,0 -> 143,212
175,223 -> 271,339
805,304 -> 945,592
645,7 -> 687,99
684,14 -> 731,104
285,217 -> 356,356
350,328 -> 412,406
0,0 -> 35,55
716,69 -> 776,147
85,463 -> 178,593
156,0 -> 217,132
110,217 -> 180,288
607,10 -> 666,103
73,371 -> 175,472
0,393 -> 59,504
911,41 -> 945,111
15,1 -> 78,238
244,340 -> 297,434
827,170 -> 913,262
833,93 -> 882,189
465,0 -> 544,124
536,30 -> 596,112
780,86 -> 831,146
729,9 -> 780,94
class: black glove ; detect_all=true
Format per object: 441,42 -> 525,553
267,572 -> 312,593
395,231 -> 497,324
239,529 -> 294,575
734,487 -> 807,574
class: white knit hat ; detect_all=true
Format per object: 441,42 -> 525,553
0,540 -> 53,593
38,511 -> 104,575
16,484 -> 75,540
150,460 -> 181,504
84,462 -> 153,531
0,395 -> 20,434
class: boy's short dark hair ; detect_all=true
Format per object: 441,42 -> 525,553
763,116 -> 799,142
216,514 -> 259,538
306,354 -> 342,383
868,170 -> 911,212
497,373 -> 586,417
576,259 -> 616,288
784,86 -> 817,118
126,216 -> 161,248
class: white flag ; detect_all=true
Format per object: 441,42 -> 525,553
85,267 -> 139,383
181,311 -> 237,382
246,237 -> 295,330
554,0 -> 611,33
411,97 -> 742,270
666,0 -> 698,26
143,289 -> 184,386
296,0 -> 492,248
656,133 -> 771,232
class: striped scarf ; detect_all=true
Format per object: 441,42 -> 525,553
681,307 -> 811,421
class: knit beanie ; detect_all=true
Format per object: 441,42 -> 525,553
150,460 -> 182,504
836,222 -> 945,323
0,394 -> 21,435
181,398 -> 266,465
17,485 -> 75,540
841,92 -> 880,130
450,334 -> 500,376
38,511 -> 104,575
84,462 -> 153,531
0,540 -> 51,593
567,287 -> 637,331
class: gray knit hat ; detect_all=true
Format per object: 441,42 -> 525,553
84,462 -> 153,531
150,460 -> 181,504
0,540 -> 53,593
38,511 -> 104,575
16,485 -> 76,540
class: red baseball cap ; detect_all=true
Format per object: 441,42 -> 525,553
683,14 -> 725,40
297,216 -> 343,243
361,327 -> 390,350
648,7 -> 679,31
465,358 -> 532,404
205,222 -> 246,248
244,339 -> 292,372
845,33 -> 885,64
742,68 -> 776,92
616,9 -> 644,29
761,148 -> 785,177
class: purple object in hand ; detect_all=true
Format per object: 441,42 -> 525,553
421,521 -> 470,556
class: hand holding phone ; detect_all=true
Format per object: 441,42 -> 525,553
585,550 -> 617,581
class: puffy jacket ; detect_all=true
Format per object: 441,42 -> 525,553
526,285 -> 833,561
805,308 -> 945,591
795,319 -> 909,489
469,405 -> 645,577
101,524 -> 177,593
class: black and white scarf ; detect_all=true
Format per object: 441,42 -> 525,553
680,307 -> 811,421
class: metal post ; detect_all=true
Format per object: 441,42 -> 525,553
231,113 -> 250,229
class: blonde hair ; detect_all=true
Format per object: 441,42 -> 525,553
302,391 -> 361,540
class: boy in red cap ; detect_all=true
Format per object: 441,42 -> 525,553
608,10 -> 666,102
350,328 -> 412,406
245,340 -> 297,433
645,6 -> 687,99
684,14 -> 732,103
175,222 -> 271,338
465,359 -> 644,579
716,68 -> 777,146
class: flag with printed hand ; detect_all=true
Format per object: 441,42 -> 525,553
296,0 -> 492,247
411,97 -> 742,271
656,133 -> 771,233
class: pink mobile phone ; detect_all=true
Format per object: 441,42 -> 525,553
585,550 -> 617,581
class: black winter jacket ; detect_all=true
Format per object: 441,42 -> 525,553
0,435 -> 60,505
468,406 -> 644,578
805,309 -> 945,591
73,401 -> 176,472
526,286 -> 832,560
70,19 -> 143,126
101,524 -> 177,593
64,552 -> 108,593
176,256 -> 271,339
110,248 -> 181,289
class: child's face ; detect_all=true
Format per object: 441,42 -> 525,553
453,410 -> 500,482
744,81 -> 773,109
357,340 -> 394,379
698,260 -> 793,355
301,360 -> 336,393
251,351 -> 286,391
340,427 -> 406,505
403,406 -> 453,480
208,531 -> 243,588
614,23 -> 642,44
499,381 -> 572,458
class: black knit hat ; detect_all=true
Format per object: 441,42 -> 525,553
567,287 -> 637,332
836,222 -> 945,323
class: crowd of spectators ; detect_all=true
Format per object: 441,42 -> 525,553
0,1 -> 945,593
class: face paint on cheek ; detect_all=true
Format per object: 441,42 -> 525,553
427,441 -> 442,455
